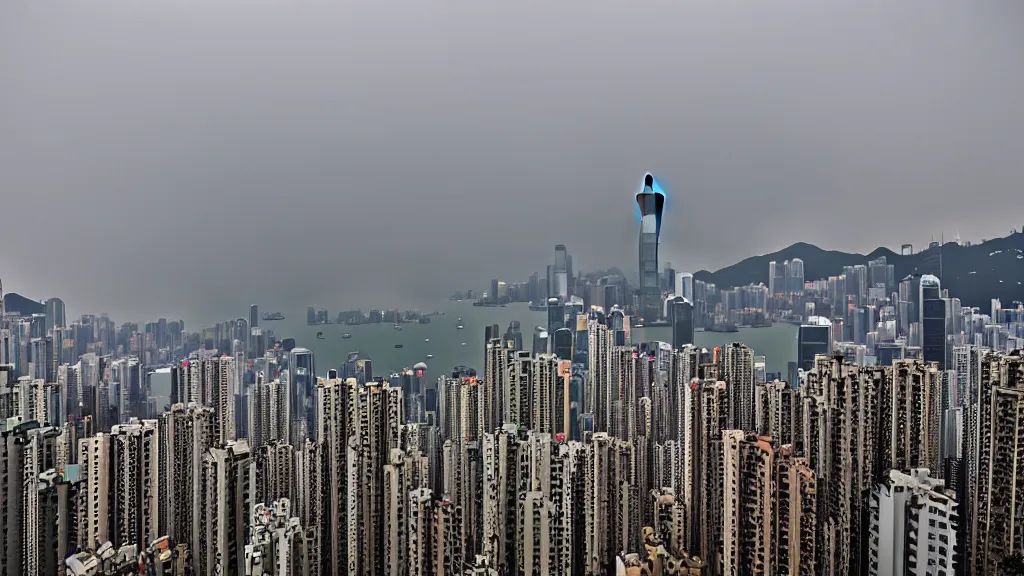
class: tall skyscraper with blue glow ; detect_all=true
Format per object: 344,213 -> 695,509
636,173 -> 666,323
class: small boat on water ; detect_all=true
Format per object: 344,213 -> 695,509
394,344 -> 404,349
456,324 -> 464,330
393,324 -> 402,330
461,342 -> 466,346
424,338 -> 430,342
342,333 -> 352,339
426,354 -> 433,359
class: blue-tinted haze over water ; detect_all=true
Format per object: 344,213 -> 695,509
264,301 -> 797,379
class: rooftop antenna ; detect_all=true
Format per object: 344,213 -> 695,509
940,232 -> 943,279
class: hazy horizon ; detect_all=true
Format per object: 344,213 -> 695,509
3,1 -> 1023,324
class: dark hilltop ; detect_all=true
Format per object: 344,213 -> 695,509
694,230 -> 1024,310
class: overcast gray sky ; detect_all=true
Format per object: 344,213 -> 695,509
2,1 -> 1022,324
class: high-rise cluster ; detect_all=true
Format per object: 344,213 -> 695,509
3,226 -> 1024,576
6,290 -> 1023,576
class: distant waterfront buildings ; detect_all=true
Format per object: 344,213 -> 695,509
769,259 -> 804,297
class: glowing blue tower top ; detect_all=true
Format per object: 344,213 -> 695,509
636,173 -> 666,323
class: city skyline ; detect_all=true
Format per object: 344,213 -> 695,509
2,163 -> 1023,576
5,223 -> 1022,330
4,2 -> 1024,574
3,241 -> 1024,574
3,1 -> 1024,321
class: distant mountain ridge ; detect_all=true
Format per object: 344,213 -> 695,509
693,231 -> 1024,310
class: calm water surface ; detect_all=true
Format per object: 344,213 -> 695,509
264,301 -> 797,379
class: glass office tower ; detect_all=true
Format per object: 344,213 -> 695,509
635,173 -> 666,324
288,347 -> 315,442
797,316 -> 833,371
668,296 -> 694,349
920,274 -> 946,368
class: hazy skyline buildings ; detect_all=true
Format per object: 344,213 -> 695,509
3,239 -> 1024,575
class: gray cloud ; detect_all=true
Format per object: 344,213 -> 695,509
2,0 -> 1022,325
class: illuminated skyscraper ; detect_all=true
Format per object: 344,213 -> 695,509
635,173 -> 666,324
